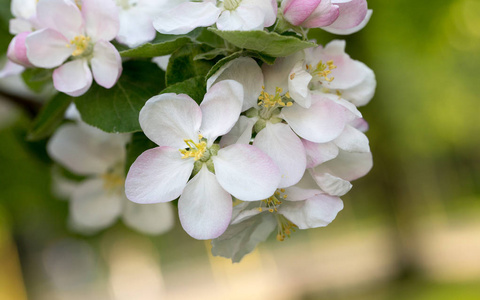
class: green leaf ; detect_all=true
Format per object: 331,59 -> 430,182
160,76 -> 206,104
194,48 -> 230,61
74,60 -> 165,133
166,44 -> 216,86
125,132 -> 157,175
206,51 -> 275,80
21,68 -> 53,93
209,28 -> 316,57
27,93 -> 72,141
119,30 -> 202,58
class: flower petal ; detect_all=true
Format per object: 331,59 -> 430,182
200,80 -> 243,143
283,0 -> 323,26
178,166 -> 232,240
47,123 -> 127,175
279,194 -> 343,229
262,52 -> 303,95
313,149 -> 373,181
327,0 -> 368,29
7,32 -> 33,67
81,0 -> 119,41
25,28 -> 72,68
302,2 -> 340,28
334,124 -> 370,153
253,123 -> 306,188
282,94 -> 354,143
206,57 -> 264,111
117,8 -> 156,48
36,0 -> 83,40
125,147 -> 194,204
309,171 -> 352,196
323,7 -> 372,35
217,6 -> 264,31
139,93 -> 202,148
302,139 -> 339,168
288,60 -> 313,108
123,201 -> 175,235
70,178 -> 123,232
91,41 -> 122,89
52,59 -> 93,97
283,171 -> 323,201
153,2 -> 221,35
213,144 -> 281,201
340,61 -> 376,106
0,60 -> 24,78
220,116 -> 257,147
241,0 -> 278,27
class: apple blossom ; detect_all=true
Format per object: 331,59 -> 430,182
153,0 -> 278,34
25,0 -> 122,96
48,121 -> 175,235
125,80 -> 281,240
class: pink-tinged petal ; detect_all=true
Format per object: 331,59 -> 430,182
302,139 -> 339,168
70,178 -> 123,231
335,96 -> 362,118
81,0 -> 119,41
7,32 -> 33,67
323,7 -> 371,35
47,123 -> 127,175
207,57 -> 264,111
178,166 -> 232,240
328,0 -> 367,29
350,118 -> 369,132
314,149 -> 373,181
283,0 -> 323,26
200,80 -> 243,143
309,170 -> 352,196
302,2 -> 340,28
213,144 -> 281,201
125,147 -> 194,204
220,116 -> 257,147
253,123 -> 306,188
217,6 -> 264,31
36,0 -> 83,40
334,124 -> 370,153
262,52 -> 303,95
53,59 -> 92,97
283,171 -> 323,201
279,194 -> 343,229
288,61 -> 312,108
0,60 -> 25,78
139,94 -> 202,148
123,201 -> 175,235
91,41 -> 122,89
117,9 -> 156,48
26,28 -> 72,68
282,94 -> 354,143
153,2 -> 220,35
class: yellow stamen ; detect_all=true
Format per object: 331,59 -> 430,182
179,134 -> 207,161
311,60 -> 337,83
102,172 -> 124,190
258,86 -> 293,109
69,35 -> 91,56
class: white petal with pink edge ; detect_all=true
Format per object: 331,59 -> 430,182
302,1 -> 339,28
81,0 -> 119,41
36,0 -> 83,40
125,147 -> 194,204
279,194 -> 343,229
26,28 -> 72,68
309,171 -> 352,196
139,94 -> 202,148
313,149 -> 373,181
53,59 -> 92,97
200,80 -> 243,144
213,144 -> 281,201
334,124 -> 370,153
302,139 -> 339,168
253,123 -> 306,188
178,166 -> 232,240
91,41 -> 122,89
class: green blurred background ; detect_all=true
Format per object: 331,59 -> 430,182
1,0 -> 480,299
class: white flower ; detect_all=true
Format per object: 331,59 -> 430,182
25,0 -> 122,96
125,80 -> 281,240
153,0 -> 278,35
48,122 -> 174,235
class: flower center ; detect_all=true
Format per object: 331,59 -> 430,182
67,35 -> 92,57
307,60 -> 337,83
102,172 -> 125,190
223,0 -> 241,10
257,188 -> 288,213
179,135 -> 207,161
257,86 -> 292,120
276,214 -> 297,241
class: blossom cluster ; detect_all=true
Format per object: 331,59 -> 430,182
2,0 -> 376,262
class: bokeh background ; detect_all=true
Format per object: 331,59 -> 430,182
1,0 -> 480,299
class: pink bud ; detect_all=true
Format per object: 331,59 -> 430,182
283,0 -> 339,28
7,32 -> 33,68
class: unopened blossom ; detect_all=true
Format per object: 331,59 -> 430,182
25,0 -> 122,96
207,56 -> 358,188
125,80 -> 281,240
153,0 -> 277,34
48,121 -> 175,235
281,0 -> 372,34
212,172 -> 343,262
